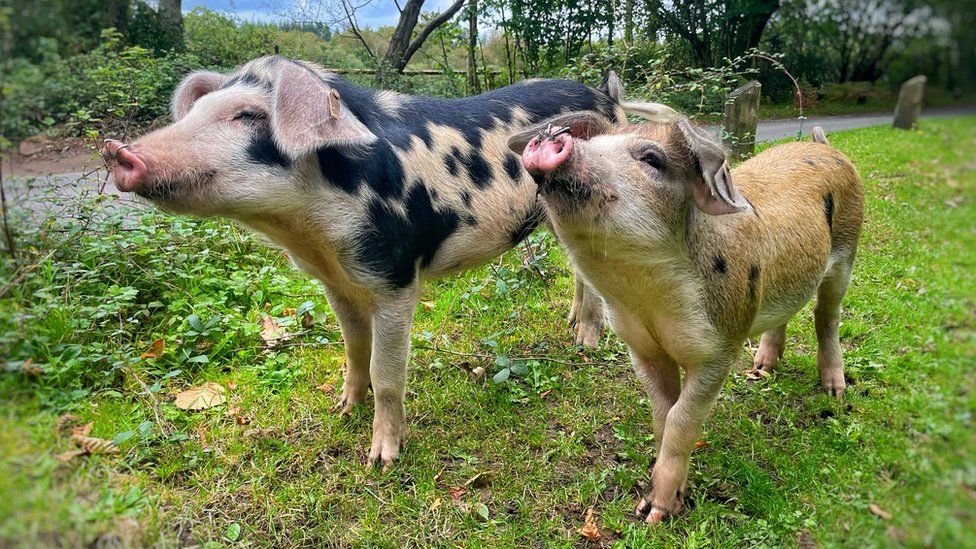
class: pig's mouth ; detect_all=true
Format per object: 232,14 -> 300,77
521,130 -> 613,217
136,172 -> 216,204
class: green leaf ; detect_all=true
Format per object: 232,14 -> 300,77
492,368 -> 510,384
224,522 -> 242,541
186,314 -> 203,332
137,421 -> 154,439
494,355 -> 511,368
473,502 -> 489,521
187,355 -> 209,364
113,430 -> 136,444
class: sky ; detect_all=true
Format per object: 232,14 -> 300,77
183,0 -> 460,29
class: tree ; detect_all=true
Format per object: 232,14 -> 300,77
646,0 -> 781,67
467,0 -> 481,93
380,0 -> 467,76
158,0 -> 183,48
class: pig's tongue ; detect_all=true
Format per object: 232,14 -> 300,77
522,133 -> 574,177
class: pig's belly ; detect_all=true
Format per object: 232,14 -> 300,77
747,260 -> 829,336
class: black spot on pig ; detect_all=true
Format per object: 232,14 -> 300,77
823,193 -> 834,230
804,158 -> 815,166
460,190 -> 472,207
509,206 -> 543,245
246,130 -> 291,169
504,154 -> 523,184
747,265 -> 761,301
465,153 -> 493,189
222,72 -> 271,91
316,142 -> 405,199
835,157 -> 845,166
430,187 -> 439,201
354,184 -> 460,288
444,152 -> 460,177
713,256 -> 727,275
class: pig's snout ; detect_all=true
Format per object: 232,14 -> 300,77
522,132 -> 573,177
102,139 -> 148,192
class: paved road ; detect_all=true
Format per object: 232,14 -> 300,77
753,104 -> 976,142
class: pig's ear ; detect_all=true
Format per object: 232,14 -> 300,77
599,70 -> 623,102
172,71 -> 225,121
270,62 -> 376,158
620,101 -> 680,123
507,111 -> 612,154
676,118 -> 749,216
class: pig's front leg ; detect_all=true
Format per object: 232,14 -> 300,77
631,352 -> 681,455
325,289 -> 373,415
569,276 -> 605,348
367,288 -> 419,469
636,355 -> 733,523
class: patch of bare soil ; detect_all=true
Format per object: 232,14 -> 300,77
3,137 -> 101,177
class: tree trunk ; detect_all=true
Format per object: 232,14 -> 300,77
158,0 -> 183,49
467,0 -> 481,94
379,0 -> 466,83
624,0 -> 634,42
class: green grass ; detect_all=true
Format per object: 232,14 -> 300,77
1,118 -> 974,546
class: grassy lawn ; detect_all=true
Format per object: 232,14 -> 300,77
1,118 -> 973,547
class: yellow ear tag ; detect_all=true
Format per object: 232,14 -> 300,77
329,89 -> 341,120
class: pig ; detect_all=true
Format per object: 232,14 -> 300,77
101,56 -> 679,467
509,115 -> 863,522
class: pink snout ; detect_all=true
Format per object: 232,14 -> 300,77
102,139 -> 148,192
522,133 -> 574,176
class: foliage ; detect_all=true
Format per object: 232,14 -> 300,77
0,29 -> 201,140
1,119 -> 974,545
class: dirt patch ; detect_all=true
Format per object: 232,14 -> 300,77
3,139 -> 101,177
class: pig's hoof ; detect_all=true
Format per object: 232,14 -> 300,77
635,490 -> 684,524
330,389 -> 367,416
752,346 -> 779,373
820,367 -> 846,399
367,430 -> 405,470
574,321 -> 603,349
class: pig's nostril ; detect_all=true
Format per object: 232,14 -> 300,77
119,159 -> 134,171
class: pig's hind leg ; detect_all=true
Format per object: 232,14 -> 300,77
569,276 -> 605,348
752,323 -> 787,374
367,288 -> 420,469
325,290 -> 373,415
814,259 -> 853,398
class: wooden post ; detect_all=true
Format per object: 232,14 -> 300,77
893,75 -> 927,130
723,81 -> 761,159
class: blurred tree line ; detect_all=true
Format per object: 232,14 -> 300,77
1,0 -> 973,142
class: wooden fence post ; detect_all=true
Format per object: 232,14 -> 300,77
893,75 -> 927,130
723,80 -> 761,159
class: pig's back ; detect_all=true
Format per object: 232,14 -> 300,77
731,142 -> 863,334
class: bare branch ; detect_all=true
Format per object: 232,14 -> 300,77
341,0 -> 376,60
404,0 -> 467,62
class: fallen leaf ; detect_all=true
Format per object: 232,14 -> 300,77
868,503 -> 893,520
140,339 -> 165,359
448,486 -> 467,501
539,389 -> 552,398
433,468 -> 445,484
56,413 -> 80,436
300,311 -> 314,329
226,381 -> 237,390
260,316 -> 283,345
316,383 -> 335,394
470,366 -> 486,379
55,449 -> 88,463
243,427 -> 277,438
174,382 -> 226,411
430,498 -> 442,511
473,502 -> 489,521
196,424 -> 208,449
20,358 -> 42,376
745,368 -> 771,381
464,472 -> 488,488
695,440 -> 709,449
580,507 -> 600,541
282,307 -> 297,316
71,434 -> 119,454
420,300 -> 436,310
71,422 -> 94,437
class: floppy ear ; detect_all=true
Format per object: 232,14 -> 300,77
621,101 -> 681,123
172,71 -> 225,121
676,118 -> 749,216
599,70 -> 623,103
270,62 -> 376,158
507,111 -> 612,155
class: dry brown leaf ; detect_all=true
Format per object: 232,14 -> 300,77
55,449 -> 88,463
580,507 -> 601,541
448,486 -> 467,501
174,382 -> 226,411
316,383 -> 335,394
196,424 -> 208,449
260,315 -> 283,345
56,413 -> 80,436
140,339 -> 165,359
20,358 -> 42,376
71,434 -> 120,454
430,498 -> 442,511
420,300 -> 436,310
300,311 -> 314,329
695,440 -> 709,449
282,307 -> 297,316
868,503 -> 893,520
71,422 -> 94,437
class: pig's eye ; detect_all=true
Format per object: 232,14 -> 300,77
639,150 -> 665,171
233,110 -> 267,123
